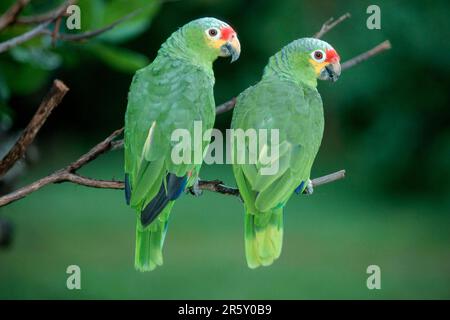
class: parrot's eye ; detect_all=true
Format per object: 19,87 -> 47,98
311,50 -> 326,63
206,28 -> 221,39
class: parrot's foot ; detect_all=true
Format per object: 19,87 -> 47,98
188,177 -> 203,197
304,179 -> 314,195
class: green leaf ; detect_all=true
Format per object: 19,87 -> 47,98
75,0 -> 161,43
10,46 -> 62,71
86,43 -> 149,73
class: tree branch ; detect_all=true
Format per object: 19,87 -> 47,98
15,0 -> 75,25
46,9 -> 143,42
0,5 -> 145,53
341,40 -> 392,71
0,123 -> 345,207
314,12 -> 351,39
215,98 -> 237,115
0,80 -> 69,179
0,0 -> 75,54
0,21 -> 50,54
0,128 -> 123,207
0,0 -> 30,31
196,170 -> 346,197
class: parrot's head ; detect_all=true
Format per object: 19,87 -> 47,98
182,17 -> 241,63
281,38 -> 341,84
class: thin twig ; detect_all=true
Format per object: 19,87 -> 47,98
15,0 -> 76,25
0,129 -> 123,207
65,128 -> 124,172
0,21 -> 50,54
48,9 -> 143,42
51,16 -> 62,47
0,5 -> 143,53
309,170 -> 346,188
0,122 -> 345,207
0,0 -> 30,31
314,12 -> 351,39
215,98 -> 237,115
197,180 -> 241,197
341,40 -> 392,71
0,166 -> 345,207
0,0 -> 75,54
0,80 -> 69,179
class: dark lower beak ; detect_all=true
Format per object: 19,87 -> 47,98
220,36 -> 241,63
319,62 -> 341,82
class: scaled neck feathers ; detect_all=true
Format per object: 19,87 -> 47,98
262,44 -> 318,88
158,26 -> 213,71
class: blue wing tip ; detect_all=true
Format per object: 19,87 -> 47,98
294,181 -> 305,195
140,174 -> 187,226
125,174 -> 131,205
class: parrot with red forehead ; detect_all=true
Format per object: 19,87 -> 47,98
124,18 -> 240,271
231,38 -> 340,268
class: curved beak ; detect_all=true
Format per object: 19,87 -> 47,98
220,35 -> 241,63
319,61 -> 341,82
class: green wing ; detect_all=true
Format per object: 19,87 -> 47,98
231,77 -> 324,268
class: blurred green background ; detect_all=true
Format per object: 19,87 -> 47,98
0,0 -> 449,299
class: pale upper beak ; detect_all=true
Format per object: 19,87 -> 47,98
319,61 -> 341,82
220,34 -> 241,63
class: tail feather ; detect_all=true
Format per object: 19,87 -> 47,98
134,203 -> 173,272
245,208 -> 283,269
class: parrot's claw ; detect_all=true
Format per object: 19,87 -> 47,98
304,179 -> 314,195
188,177 -> 203,197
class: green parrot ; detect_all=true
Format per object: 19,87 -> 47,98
124,17 -> 240,271
231,38 -> 341,268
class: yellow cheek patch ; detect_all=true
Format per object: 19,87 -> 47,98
309,59 -> 328,76
207,38 -> 226,49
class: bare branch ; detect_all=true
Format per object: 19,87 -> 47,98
197,180 -> 241,197
195,170 -> 346,198
60,173 -> 124,189
0,128 -> 123,207
0,21 -> 50,54
15,0 -> 76,25
66,128 -> 124,172
0,124 -> 344,207
0,0 -> 75,54
309,170 -> 346,188
0,172 -> 61,206
0,0 -> 30,31
0,5 -> 143,53
314,12 -> 351,39
0,80 -> 69,179
0,165 -> 345,206
341,40 -> 392,71
49,9 -> 143,42
215,98 -> 237,115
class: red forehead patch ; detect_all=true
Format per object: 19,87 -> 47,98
220,26 -> 235,40
326,49 -> 340,63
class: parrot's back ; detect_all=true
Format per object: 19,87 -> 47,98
231,75 -> 324,268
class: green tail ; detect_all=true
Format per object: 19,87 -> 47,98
134,203 -> 173,272
245,207 -> 283,268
